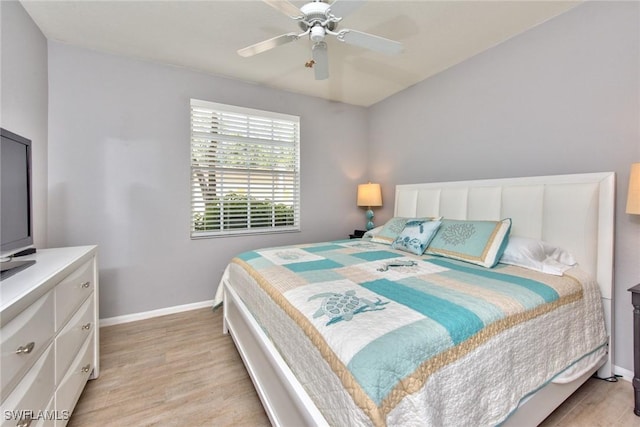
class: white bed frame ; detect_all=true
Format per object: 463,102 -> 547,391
222,172 -> 615,427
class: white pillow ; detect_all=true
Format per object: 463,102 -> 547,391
363,225 -> 384,239
499,236 -> 577,276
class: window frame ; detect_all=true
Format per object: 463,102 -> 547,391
190,99 -> 301,238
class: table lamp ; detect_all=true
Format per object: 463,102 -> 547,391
626,163 -> 640,416
627,163 -> 640,215
357,183 -> 382,230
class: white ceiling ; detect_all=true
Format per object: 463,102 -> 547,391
21,0 -> 581,107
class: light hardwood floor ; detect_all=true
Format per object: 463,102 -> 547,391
69,307 -> 639,426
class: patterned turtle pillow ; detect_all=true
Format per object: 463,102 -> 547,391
391,219 -> 442,255
371,216 -> 440,245
426,218 -> 512,268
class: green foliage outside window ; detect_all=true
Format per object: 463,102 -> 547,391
193,193 -> 295,231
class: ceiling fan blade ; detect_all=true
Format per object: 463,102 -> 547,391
312,42 -> 329,80
327,0 -> 366,19
237,33 -> 299,58
336,29 -> 403,55
262,0 -> 302,18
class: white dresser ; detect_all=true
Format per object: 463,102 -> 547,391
0,246 -> 99,427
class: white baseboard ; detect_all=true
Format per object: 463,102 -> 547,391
99,299 -> 214,327
614,365 -> 634,382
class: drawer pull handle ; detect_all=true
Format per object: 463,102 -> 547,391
15,342 -> 35,355
81,281 -> 90,289
81,364 -> 91,373
16,415 -> 32,427
82,322 -> 91,330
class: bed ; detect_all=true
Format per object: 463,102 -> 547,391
214,172 -> 615,427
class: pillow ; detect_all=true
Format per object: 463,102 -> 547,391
426,218 -> 511,268
371,216 -> 439,245
363,225 -> 384,239
391,220 -> 442,255
499,236 -> 577,276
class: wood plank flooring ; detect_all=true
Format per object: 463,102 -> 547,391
69,307 -> 639,426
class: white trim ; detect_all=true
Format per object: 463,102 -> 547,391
614,365 -> 634,382
99,299 -> 214,327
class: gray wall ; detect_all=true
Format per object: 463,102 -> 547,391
368,1 -> 639,374
47,42 -> 368,319
1,0 -> 48,249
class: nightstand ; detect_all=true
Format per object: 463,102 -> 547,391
628,284 -> 640,416
349,230 -> 366,239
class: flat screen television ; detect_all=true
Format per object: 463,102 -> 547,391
1,128 -> 34,260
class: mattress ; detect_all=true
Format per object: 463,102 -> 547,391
217,239 -> 607,426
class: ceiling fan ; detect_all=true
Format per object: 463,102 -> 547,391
237,0 -> 404,80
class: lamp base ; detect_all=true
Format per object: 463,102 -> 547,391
365,209 -> 375,231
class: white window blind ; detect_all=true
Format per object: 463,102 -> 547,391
190,99 -> 300,237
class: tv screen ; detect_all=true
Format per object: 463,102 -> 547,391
1,128 -> 33,258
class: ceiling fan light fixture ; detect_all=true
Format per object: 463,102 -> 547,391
310,26 -> 325,43
311,41 -> 328,80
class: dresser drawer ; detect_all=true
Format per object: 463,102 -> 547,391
0,345 -> 55,427
55,298 -> 94,384
54,258 -> 94,330
56,335 -> 94,423
0,291 -> 55,401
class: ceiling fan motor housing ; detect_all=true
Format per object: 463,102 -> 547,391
298,1 -> 337,32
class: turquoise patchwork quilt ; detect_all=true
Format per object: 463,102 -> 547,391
221,239 -> 607,426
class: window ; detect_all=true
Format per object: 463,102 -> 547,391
190,99 -> 300,237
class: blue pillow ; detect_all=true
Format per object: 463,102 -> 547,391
426,218 -> 511,268
391,220 -> 442,255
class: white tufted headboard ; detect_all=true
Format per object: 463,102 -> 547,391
395,172 -> 615,375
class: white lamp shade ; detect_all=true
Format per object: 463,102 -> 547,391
627,163 -> 640,215
357,183 -> 382,207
